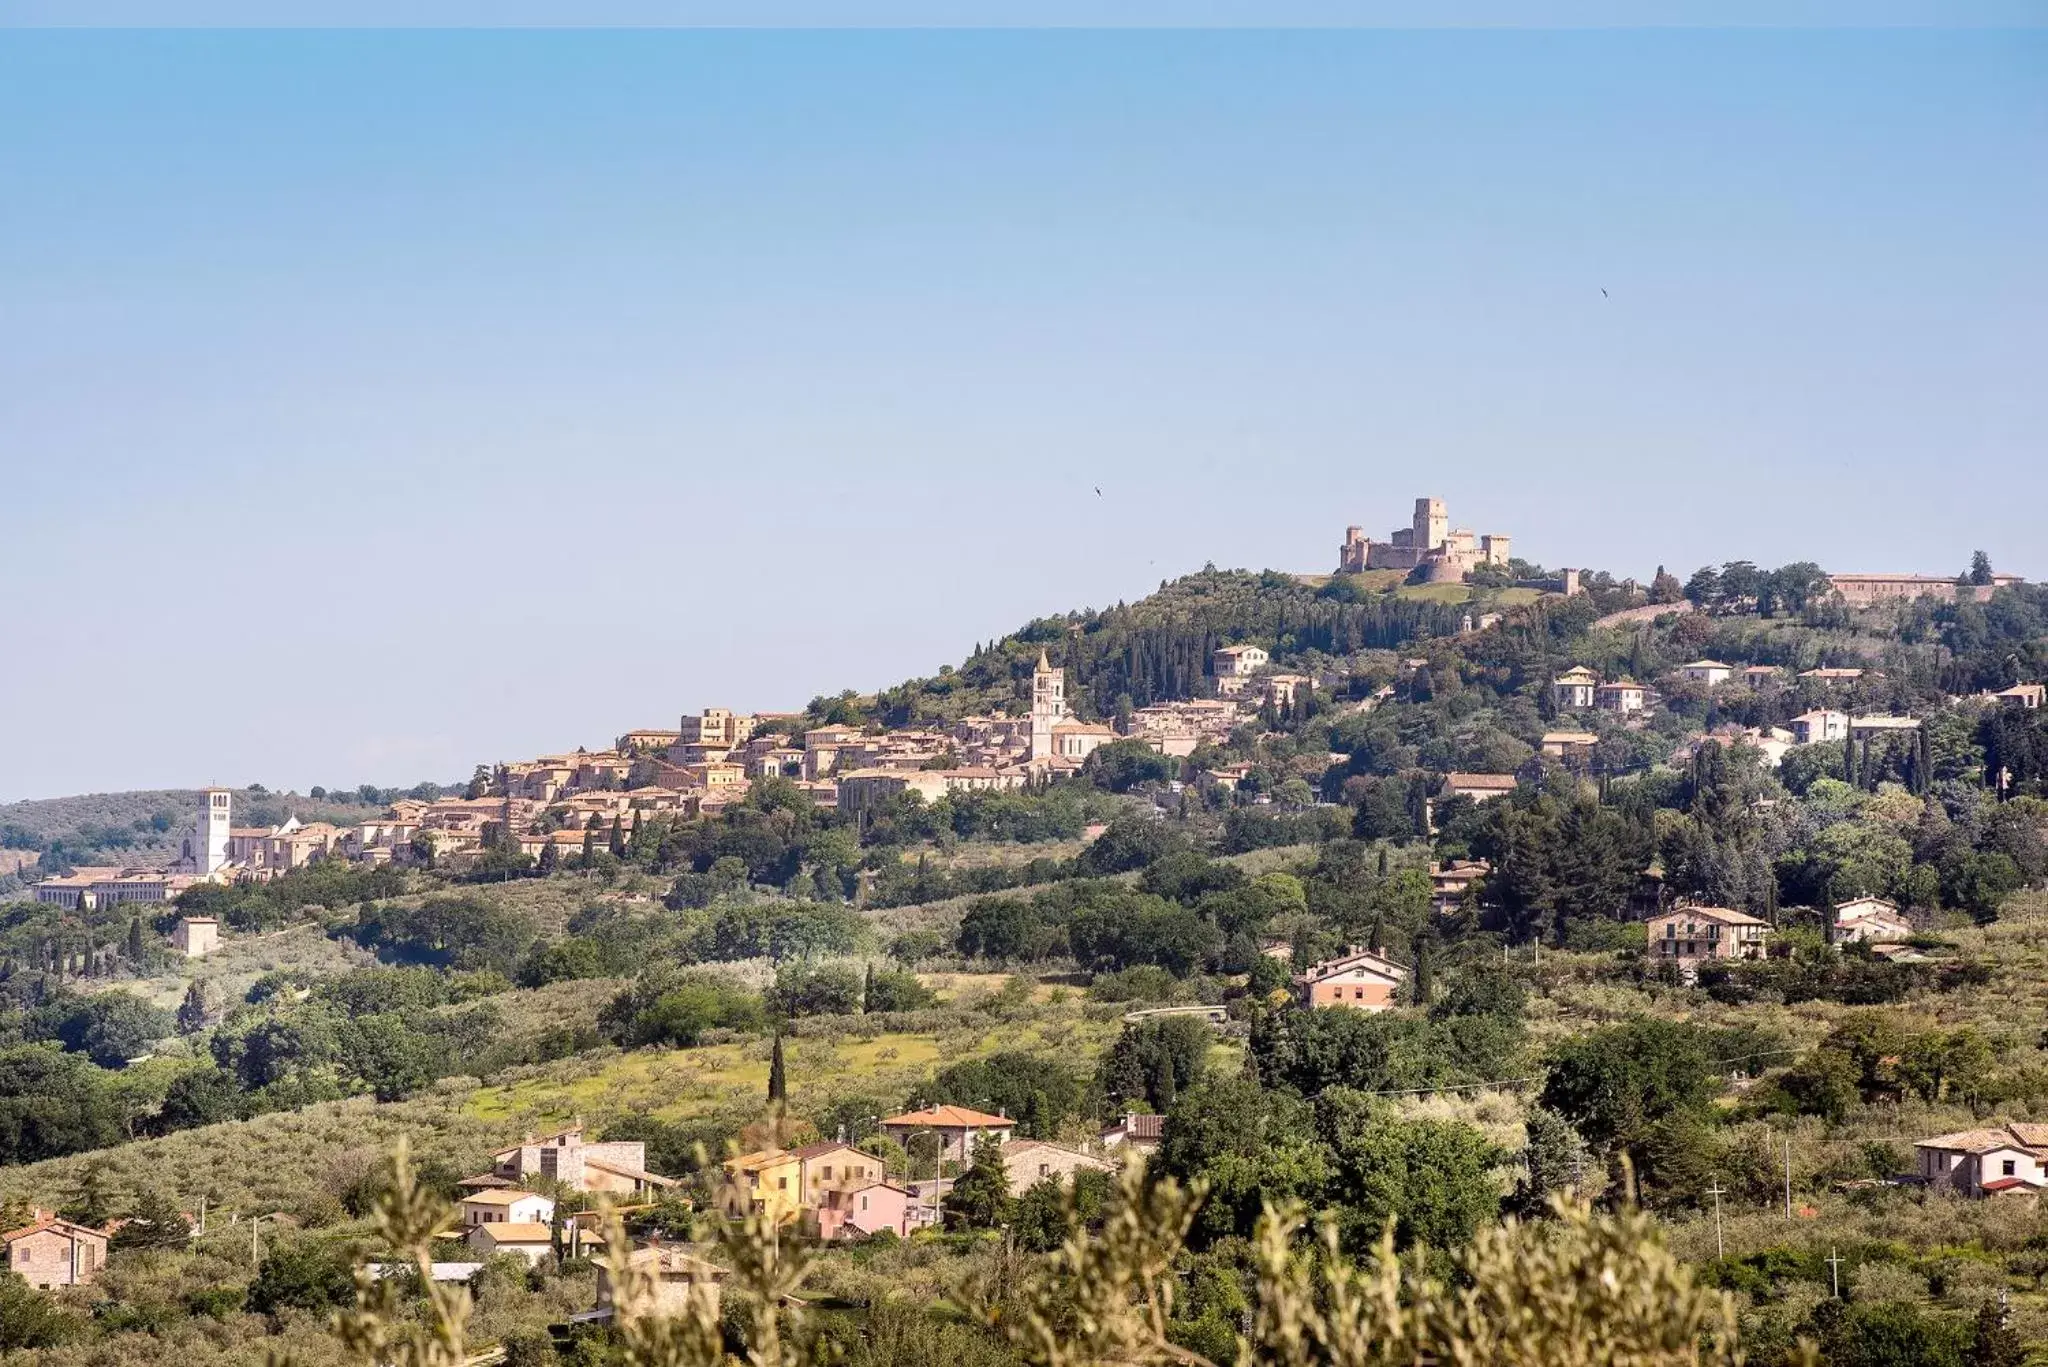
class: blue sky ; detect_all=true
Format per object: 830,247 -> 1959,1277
1,28 -> 2043,801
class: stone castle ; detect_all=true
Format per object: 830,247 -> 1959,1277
1337,497 -> 1511,582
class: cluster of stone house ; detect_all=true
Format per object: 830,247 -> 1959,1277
1549,667 -> 1650,716
1644,894 -> 1917,975
452,1124 -> 677,1265
718,1105 -> 1116,1240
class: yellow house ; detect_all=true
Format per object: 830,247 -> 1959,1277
720,1149 -> 805,1225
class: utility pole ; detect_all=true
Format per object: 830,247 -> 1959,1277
1706,1180 -> 1726,1260
197,1195 -> 206,1237
1826,1247 -> 1844,1298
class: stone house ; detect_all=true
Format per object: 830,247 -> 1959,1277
1646,905 -> 1770,964
1213,644 -> 1269,677
720,1150 -> 806,1226
1298,948 -> 1408,1012
1429,859 -> 1489,915
1441,772 -> 1518,803
1790,710 -> 1849,746
460,1189 -> 555,1229
486,1125 -> 675,1197
596,1244 -> 729,1313
1678,660 -> 1733,688
880,1105 -> 1016,1167
1595,680 -> 1647,715
1540,730 -> 1599,762
998,1140 -> 1115,1197
467,1221 -> 572,1265
1915,1124 -> 2048,1197
1099,1113 -> 1166,1154
1551,666 -> 1598,711
1834,896 -> 1913,944
3,1212 -> 109,1289
173,916 -> 220,957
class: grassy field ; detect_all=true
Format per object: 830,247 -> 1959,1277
1392,582 -> 1474,604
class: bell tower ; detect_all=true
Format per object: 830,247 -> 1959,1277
1030,650 -> 1064,760
198,788 -> 232,875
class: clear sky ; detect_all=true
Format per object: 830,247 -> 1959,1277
1,27 -> 2043,801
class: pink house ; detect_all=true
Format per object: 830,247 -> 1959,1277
817,1179 -> 918,1240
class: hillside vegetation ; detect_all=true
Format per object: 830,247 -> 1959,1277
2,561 -> 2047,1366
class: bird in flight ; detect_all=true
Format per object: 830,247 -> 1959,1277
1600,288 -> 1609,298
1094,487 -> 1103,497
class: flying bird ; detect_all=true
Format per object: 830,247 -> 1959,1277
1601,288 -> 1609,298
1094,486 -> 1103,497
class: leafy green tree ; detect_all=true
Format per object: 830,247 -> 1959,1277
246,1239 -> 358,1316
1315,1089 -> 1502,1252
598,968 -> 765,1048
1967,1297 -> 2024,1367
1154,1074 -> 1329,1244
0,1273 -> 79,1349
941,1134 -> 1013,1229
112,1186 -> 190,1250
0,1045 -> 124,1163
1648,566 -> 1684,605
1538,1019 -> 1718,1151
176,979 -> 219,1034
1511,1106 -> 1587,1216
1969,550 -> 1995,587
765,963 -> 864,1018
862,965 -> 936,1013
1086,739 -> 1180,793
157,1065 -> 241,1132
1094,1016 -> 1211,1114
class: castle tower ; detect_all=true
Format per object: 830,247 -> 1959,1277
1413,497 -> 1448,551
198,787 -> 232,875
1029,650 -> 1065,760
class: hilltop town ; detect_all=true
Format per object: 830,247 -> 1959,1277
1,501 -> 2046,1366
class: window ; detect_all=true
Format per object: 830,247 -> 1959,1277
2004,1159 -> 2017,1176
778,1177 -> 787,1190
822,1166 -> 832,1180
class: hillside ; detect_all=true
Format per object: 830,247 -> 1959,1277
1,565 -> 2046,1366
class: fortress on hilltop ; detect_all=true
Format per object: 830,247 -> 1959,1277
1337,497 -> 1511,582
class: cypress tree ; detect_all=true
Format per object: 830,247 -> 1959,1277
1412,925 -> 1436,1005
125,916 -> 144,964
767,1034 -> 787,1104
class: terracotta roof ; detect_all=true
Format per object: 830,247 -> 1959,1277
584,1157 -> 678,1187
882,1105 -> 1012,1130
723,1149 -> 798,1172
788,1141 -> 867,1161
2,1214 -> 106,1244
1105,1114 -> 1166,1141
1444,772 -> 1519,789
1921,1123 -> 2048,1154
462,1189 -> 547,1206
475,1222 -> 554,1243
1657,904 -> 1771,928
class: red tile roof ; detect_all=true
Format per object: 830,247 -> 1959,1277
882,1105 -> 1012,1130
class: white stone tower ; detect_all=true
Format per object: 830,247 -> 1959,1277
198,787 -> 232,875
1413,497 -> 1448,552
1029,650 -> 1065,760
